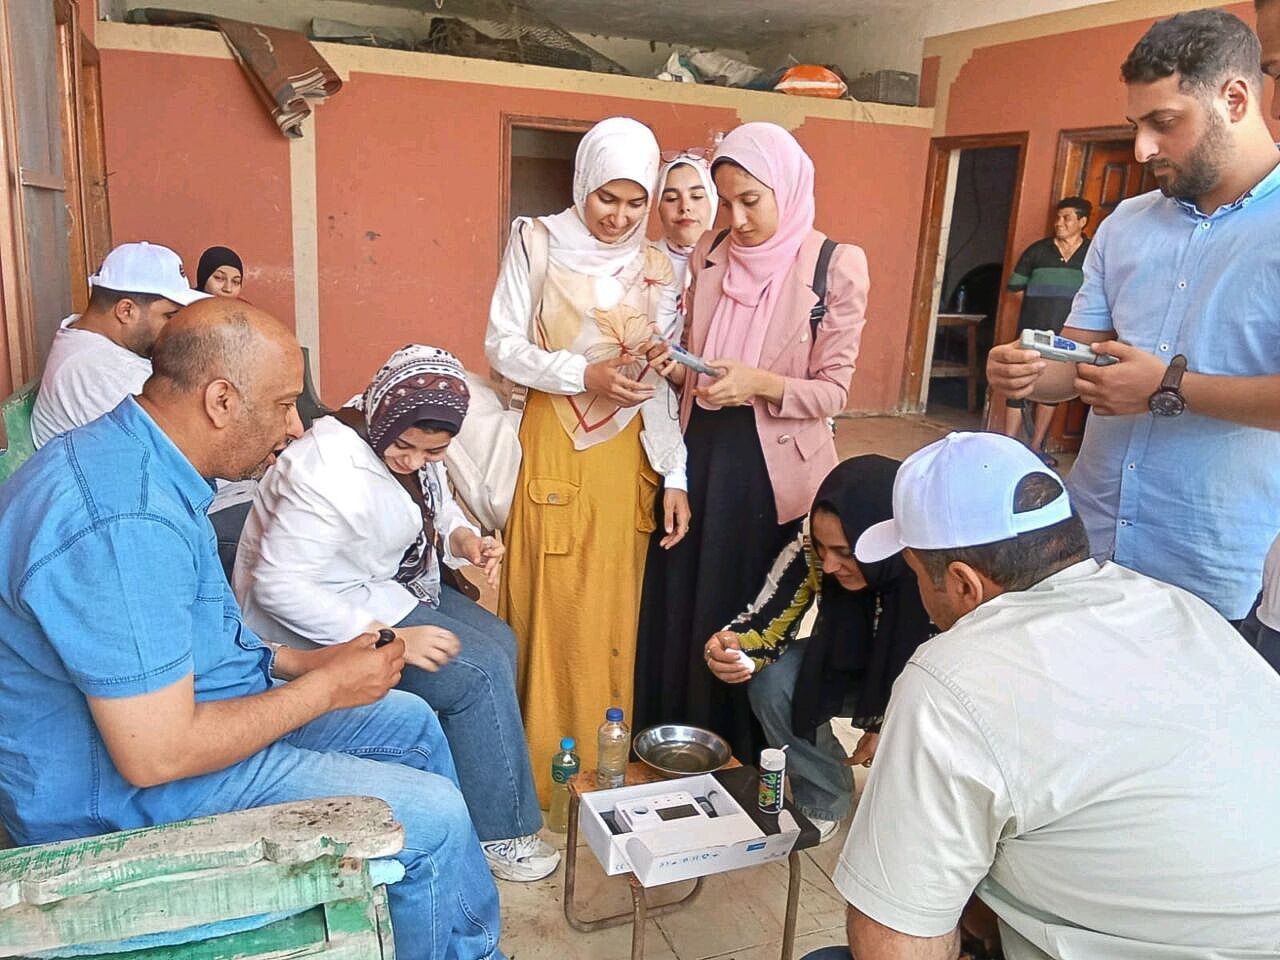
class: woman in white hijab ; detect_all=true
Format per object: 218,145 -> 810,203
656,150 -> 718,291
485,116 -> 688,804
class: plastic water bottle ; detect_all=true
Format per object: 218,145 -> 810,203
596,707 -> 629,789
547,737 -> 579,833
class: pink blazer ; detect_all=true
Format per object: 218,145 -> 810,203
680,229 -> 869,523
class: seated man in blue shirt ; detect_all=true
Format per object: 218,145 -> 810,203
987,9 -> 1280,626
0,298 -> 504,960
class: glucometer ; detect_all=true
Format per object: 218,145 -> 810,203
614,791 -> 710,832
1019,328 -> 1118,366
668,342 -> 723,378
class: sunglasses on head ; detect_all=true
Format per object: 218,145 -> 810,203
661,147 -> 712,163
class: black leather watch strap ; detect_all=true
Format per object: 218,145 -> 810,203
1161,354 -> 1188,392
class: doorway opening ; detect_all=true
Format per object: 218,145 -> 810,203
500,116 -> 589,240
902,134 -> 1027,430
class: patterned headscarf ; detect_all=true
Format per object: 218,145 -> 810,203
359,345 -> 470,457
344,345 -> 471,609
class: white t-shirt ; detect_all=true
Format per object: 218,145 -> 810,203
32,316 -> 152,447
1258,533 -> 1280,632
834,560 -> 1280,959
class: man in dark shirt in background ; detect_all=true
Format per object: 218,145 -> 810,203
1001,197 -> 1092,465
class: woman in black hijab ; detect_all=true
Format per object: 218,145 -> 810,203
703,455 -> 933,839
196,245 -> 244,298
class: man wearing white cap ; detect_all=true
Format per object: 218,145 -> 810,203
803,432 -> 1280,960
32,242 -> 208,447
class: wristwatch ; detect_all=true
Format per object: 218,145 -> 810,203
1148,354 -> 1188,417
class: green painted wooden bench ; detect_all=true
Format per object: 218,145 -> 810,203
0,378 -> 37,484
0,796 -> 402,959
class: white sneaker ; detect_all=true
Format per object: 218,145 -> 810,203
481,833 -> 561,882
810,817 -> 841,844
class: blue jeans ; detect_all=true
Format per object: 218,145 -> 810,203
395,585 -> 542,841
748,639 -> 854,822
800,949 -> 851,959
183,690 -> 504,960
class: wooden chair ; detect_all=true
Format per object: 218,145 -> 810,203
0,379 -> 38,484
0,796 -> 402,959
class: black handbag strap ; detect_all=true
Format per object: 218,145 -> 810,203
809,238 -> 839,338
704,228 -> 731,267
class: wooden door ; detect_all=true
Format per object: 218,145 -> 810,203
1044,131 -> 1153,453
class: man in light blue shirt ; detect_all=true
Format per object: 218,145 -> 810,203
0,299 -> 504,959
989,9 -> 1280,622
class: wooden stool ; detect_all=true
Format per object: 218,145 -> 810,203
930,312 -> 985,412
563,760 -> 817,960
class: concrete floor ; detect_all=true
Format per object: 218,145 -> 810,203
494,411 -> 1074,958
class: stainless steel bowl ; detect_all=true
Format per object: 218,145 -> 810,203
633,724 -> 732,777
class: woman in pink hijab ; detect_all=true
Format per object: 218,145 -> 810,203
635,122 -> 870,764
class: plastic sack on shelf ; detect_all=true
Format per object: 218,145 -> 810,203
656,50 -> 701,83
688,49 -> 763,87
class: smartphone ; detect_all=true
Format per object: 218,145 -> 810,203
375,628 -> 396,648
1019,328 -> 1118,366
668,342 -> 723,377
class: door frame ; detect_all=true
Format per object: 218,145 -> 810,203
497,113 -> 592,265
900,131 -> 1029,414
1047,124 -> 1143,234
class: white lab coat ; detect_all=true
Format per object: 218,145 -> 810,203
232,415 -> 478,647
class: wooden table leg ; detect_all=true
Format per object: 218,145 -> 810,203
966,322 -> 979,413
563,789 -> 585,930
630,875 -> 648,960
780,850 -> 802,960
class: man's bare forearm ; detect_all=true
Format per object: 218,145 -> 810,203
847,906 -> 960,960
1183,372 -> 1280,430
178,675 -> 334,779
92,672 -> 337,787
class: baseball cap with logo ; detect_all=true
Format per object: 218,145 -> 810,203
854,432 -> 1073,564
87,242 -> 209,307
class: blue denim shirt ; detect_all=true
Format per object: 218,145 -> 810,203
0,397 -> 274,844
1066,161 -> 1280,619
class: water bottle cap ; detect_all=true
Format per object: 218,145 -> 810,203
560,737 -> 575,750
605,707 -> 624,722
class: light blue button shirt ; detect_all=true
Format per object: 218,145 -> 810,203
1066,160 -> 1280,619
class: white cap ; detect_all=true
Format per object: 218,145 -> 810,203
87,242 -> 209,307
855,432 -> 1073,564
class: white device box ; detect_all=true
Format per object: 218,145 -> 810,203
579,774 -> 801,887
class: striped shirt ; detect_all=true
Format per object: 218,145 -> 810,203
1008,236 -> 1090,334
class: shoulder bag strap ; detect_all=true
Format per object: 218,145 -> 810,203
809,238 -> 839,340
507,219 -> 549,414
703,228 -> 731,267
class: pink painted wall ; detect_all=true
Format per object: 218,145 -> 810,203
98,50 -> 296,329
97,43 -> 929,412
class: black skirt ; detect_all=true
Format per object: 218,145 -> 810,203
633,404 -> 803,763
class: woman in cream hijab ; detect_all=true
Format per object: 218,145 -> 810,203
485,116 -> 688,803
656,150 -> 718,291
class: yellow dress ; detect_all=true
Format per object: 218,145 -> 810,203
500,248 -> 673,805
